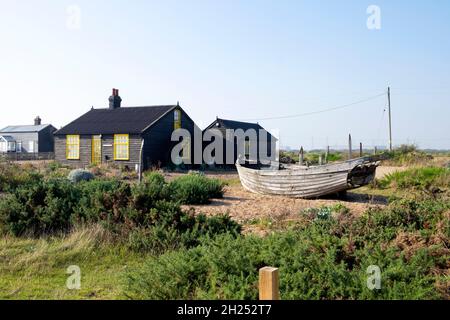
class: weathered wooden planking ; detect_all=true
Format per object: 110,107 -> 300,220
236,156 -> 378,198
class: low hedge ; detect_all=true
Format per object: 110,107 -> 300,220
125,197 -> 450,300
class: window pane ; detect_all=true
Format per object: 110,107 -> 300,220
114,134 -> 129,160
66,135 -> 79,159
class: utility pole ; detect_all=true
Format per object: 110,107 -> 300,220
388,86 -> 393,151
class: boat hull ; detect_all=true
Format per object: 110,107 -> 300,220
236,157 -> 379,198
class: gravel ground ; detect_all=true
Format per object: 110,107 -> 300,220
181,166 -> 405,224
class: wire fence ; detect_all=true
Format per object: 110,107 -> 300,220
0,152 -> 54,162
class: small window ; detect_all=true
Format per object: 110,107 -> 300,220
174,109 -> 181,130
114,134 -> 129,160
66,135 -> 80,160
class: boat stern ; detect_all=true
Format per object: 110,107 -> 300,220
347,162 -> 379,188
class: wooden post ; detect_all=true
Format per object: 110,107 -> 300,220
138,140 -> 144,183
259,267 -> 280,300
348,134 -> 352,160
299,147 -> 304,165
374,146 -> 377,155
388,87 -> 393,151
359,142 -> 363,157
325,146 -> 330,163
319,154 -> 323,165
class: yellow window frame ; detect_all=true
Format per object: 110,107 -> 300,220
181,136 -> 191,161
114,134 -> 129,160
66,135 -> 80,160
91,135 -> 102,165
174,109 -> 181,130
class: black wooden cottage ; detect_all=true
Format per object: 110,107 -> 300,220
203,118 -> 277,167
54,89 -> 196,170
0,117 -> 56,153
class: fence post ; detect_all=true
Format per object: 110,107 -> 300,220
359,142 -> 363,157
326,146 -> 330,163
299,147 -> 304,165
259,267 -> 280,300
348,134 -> 352,160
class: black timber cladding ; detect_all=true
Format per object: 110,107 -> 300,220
203,118 -> 277,165
54,105 -> 197,169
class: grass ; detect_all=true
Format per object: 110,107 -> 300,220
280,150 -> 344,165
0,226 -> 148,299
1,160 -> 449,300
376,167 -> 450,190
382,145 -> 435,167
125,196 -> 450,300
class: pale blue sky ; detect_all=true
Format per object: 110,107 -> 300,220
1,0 -> 449,149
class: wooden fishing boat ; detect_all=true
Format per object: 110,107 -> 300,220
236,156 -> 381,198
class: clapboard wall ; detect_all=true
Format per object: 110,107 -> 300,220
54,134 -> 142,169
141,107 -> 196,169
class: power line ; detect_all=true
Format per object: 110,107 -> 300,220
239,92 -> 387,121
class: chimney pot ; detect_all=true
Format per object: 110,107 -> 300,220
109,88 -> 122,109
34,116 -> 41,126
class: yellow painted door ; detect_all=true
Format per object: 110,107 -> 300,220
91,135 -> 102,165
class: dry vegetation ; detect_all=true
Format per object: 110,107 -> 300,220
0,146 -> 449,300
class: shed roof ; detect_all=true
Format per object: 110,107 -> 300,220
204,118 -> 268,132
0,124 -> 52,133
204,118 -> 277,141
55,105 -> 178,135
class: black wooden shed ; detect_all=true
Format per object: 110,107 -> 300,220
203,118 -> 278,167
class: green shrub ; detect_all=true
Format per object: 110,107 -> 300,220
125,198 -> 449,300
131,172 -> 169,211
377,167 -> 450,190
68,169 -> 95,183
168,174 -> 225,204
128,201 -> 241,254
0,176 -> 240,251
75,179 -> 133,225
47,161 -> 65,172
384,145 -> 433,166
0,179 -> 80,236
0,162 -> 42,192
326,152 -> 344,162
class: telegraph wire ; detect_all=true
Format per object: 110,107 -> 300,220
239,92 -> 387,121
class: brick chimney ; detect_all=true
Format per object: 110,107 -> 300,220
108,88 -> 122,109
34,116 -> 41,126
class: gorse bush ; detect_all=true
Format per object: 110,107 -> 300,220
128,208 -> 241,254
137,172 -> 225,205
384,144 -> 433,166
167,173 -> 225,204
0,175 -> 239,253
0,179 -> 80,235
377,167 -> 450,190
125,197 -> 450,300
0,162 -> 42,192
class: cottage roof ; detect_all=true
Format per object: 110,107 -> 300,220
0,124 -> 52,133
54,105 -> 178,135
